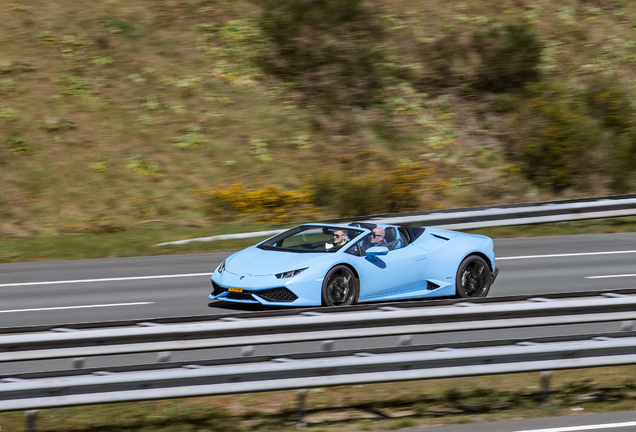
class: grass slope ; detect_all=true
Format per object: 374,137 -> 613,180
2,0 -> 636,241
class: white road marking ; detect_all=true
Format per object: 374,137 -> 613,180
498,250 -> 636,260
0,302 -> 154,313
1,250 -> 634,288
0,273 -> 211,288
512,420 -> 636,431
586,274 -> 636,279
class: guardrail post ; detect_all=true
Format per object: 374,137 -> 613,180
296,389 -> 308,429
398,335 -> 413,346
157,352 -> 171,363
25,410 -> 37,432
321,340 -> 334,351
240,346 -> 255,356
540,371 -> 552,404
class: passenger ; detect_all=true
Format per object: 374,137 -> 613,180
325,229 -> 348,251
369,227 -> 386,248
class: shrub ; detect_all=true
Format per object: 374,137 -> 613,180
471,22 -> 542,92
557,379 -> 596,404
41,118 -> 77,132
248,135 -> 271,161
309,172 -> 389,217
291,135 -> 312,149
142,95 -> 162,112
416,33 -> 466,88
0,78 -> 18,94
258,0 -> 388,109
171,125 -> 207,150
415,21 -> 541,92
510,78 -> 636,193
583,80 -> 633,132
7,137 -> 34,154
200,183 -> 317,224
88,157 -> 108,174
0,60 -> 34,74
55,74 -> 94,97
0,106 -> 21,121
385,163 -> 435,212
124,155 -> 165,177
509,83 -> 601,192
607,130 -> 636,192
579,80 -> 636,191
307,161 -> 435,217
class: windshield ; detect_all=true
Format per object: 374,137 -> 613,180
258,225 -> 364,253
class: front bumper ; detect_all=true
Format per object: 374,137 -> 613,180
210,281 -> 299,304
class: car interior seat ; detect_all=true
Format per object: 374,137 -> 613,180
384,227 -> 400,250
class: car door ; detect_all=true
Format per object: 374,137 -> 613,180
353,231 -> 429,299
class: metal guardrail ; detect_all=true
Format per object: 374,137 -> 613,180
367,193 -> 636,229
7,329 -> 636,381
3,293 -> 636,361
3,291 -> 636,412
155,194 -> 636,245
4,336 -> 636,412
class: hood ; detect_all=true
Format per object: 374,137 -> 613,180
225,246 -> 327,276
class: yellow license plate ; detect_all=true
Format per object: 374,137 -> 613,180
229,287 -> 243,293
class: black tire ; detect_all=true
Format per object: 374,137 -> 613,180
455,255 -> 491,298
321,265 -> 359,306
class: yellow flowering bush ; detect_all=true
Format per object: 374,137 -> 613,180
201,161 -> 439,223
385,163 -> 436,212
200,183 -> 317,223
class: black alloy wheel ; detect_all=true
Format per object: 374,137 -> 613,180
321,265 -> 359,306
455,255 -> 491,298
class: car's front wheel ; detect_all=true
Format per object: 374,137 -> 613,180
455,255 -> 491,298
322,265 -> 359,306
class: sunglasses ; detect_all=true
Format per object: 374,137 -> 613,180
371,233 -> 383,237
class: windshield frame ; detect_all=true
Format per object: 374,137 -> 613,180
257,224 -> 366,253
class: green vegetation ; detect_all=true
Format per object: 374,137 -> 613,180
2,0 -> 636,241
259,0 -> 388,109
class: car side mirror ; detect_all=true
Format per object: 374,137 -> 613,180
366,246 -> 389,258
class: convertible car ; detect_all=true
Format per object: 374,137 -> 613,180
209,222 -> 498,307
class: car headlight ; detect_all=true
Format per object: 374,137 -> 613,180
217,260 -> 226,274
275,268 -> 307,279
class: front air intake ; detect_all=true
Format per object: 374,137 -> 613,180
211,281 -> 225,297
256,287 -> 299,303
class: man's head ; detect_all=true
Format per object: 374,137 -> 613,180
370,227 -> 385,245
332,229 -> 348,246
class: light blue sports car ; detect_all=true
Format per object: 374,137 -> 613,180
209,222 -> 498,307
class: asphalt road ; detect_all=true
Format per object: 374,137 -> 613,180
1,232 -> 635,328
2,232 -> 636,431
398,410 -> 636,432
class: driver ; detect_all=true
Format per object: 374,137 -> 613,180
325,229 -> 348,250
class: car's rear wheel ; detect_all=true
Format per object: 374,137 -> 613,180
455,255 -> 491,298
322,265 -> 359,306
